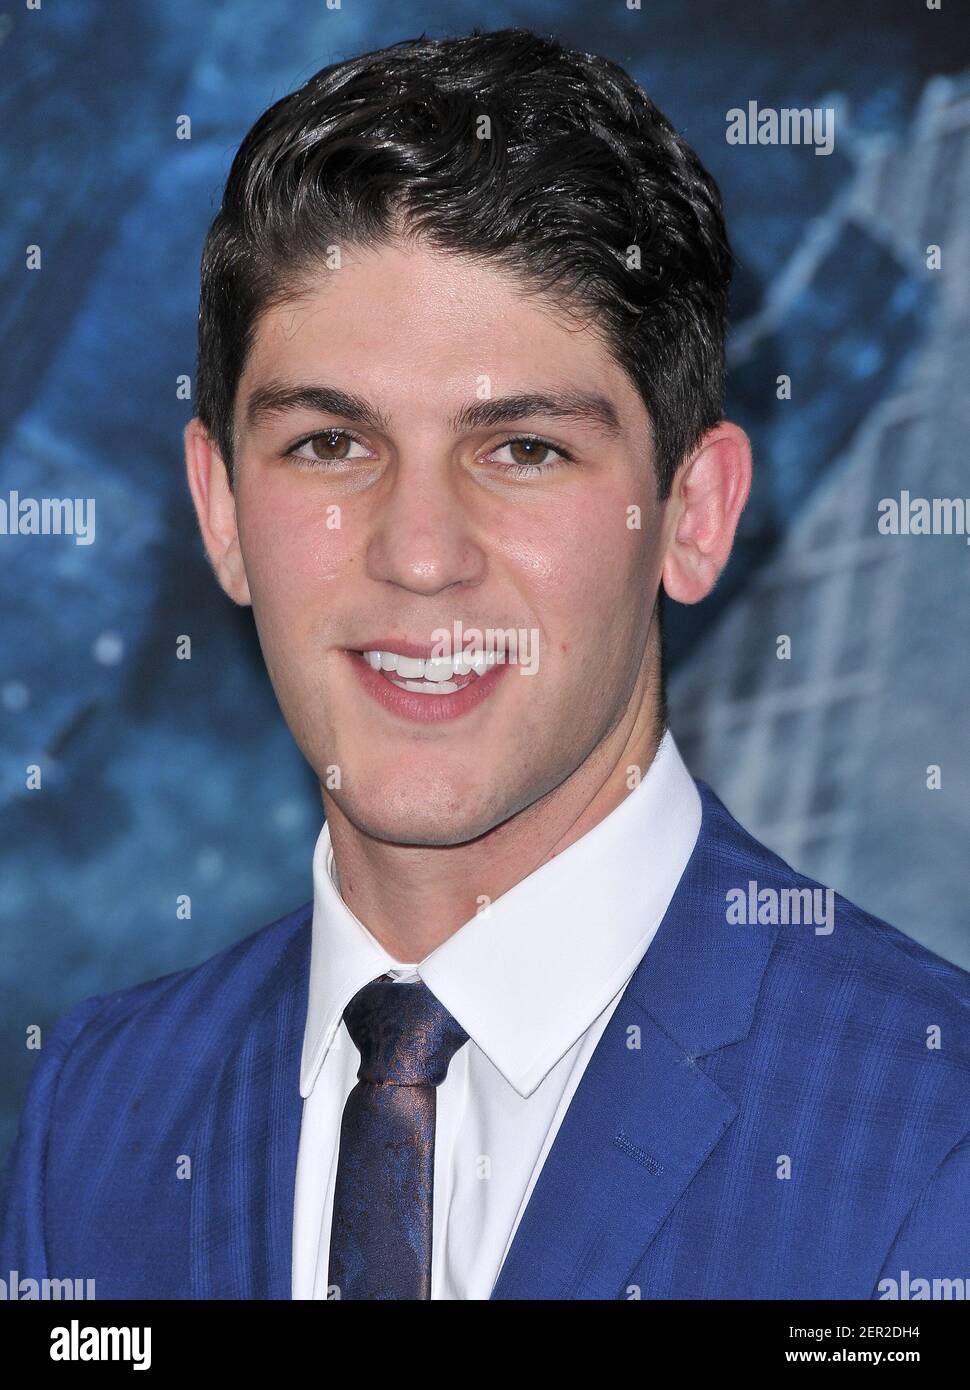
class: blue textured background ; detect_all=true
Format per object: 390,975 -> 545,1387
2,0 -> 969,1164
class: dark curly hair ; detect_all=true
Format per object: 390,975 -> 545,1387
196,26 -> 734,500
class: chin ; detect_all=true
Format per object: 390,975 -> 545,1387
352,784 -> 499,849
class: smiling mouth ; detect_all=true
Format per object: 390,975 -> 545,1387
349,647 -> 504,695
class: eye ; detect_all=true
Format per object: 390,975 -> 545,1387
486,435 -> 573,476
286,429 -> 374,468
283,429 -> 572,475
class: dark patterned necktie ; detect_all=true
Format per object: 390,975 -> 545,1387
327,976 -> 470,1300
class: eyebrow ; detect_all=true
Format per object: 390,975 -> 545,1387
243,380 -> 623,439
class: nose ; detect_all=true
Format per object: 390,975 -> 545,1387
363,457 -> 487,598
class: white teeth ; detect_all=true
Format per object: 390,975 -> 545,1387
422,655 -> 460,683
393,654 -> 425,679
388,677 -> 464,695
468,650 -> 498,677
360,648 -> 503,682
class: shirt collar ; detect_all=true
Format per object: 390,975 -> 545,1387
300,729 -> 701,1099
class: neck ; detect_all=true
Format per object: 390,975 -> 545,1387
322,689 -> 665,963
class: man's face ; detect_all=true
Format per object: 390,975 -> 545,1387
228,240 -> 669,846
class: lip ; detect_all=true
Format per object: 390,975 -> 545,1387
351,638 -> 468,660
344,649 -> 513,724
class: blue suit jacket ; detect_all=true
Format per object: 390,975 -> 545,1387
3,781 -> 969,1299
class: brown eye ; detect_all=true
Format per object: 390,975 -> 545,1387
309,430 -> 354,460
288,429 -> 372,468
488,435 -> 571,475
506,439 -> 553,467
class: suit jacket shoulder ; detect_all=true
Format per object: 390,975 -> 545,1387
0,900 -> 312,1295
615,781 -> 970,1300
697,775 -> 970,1042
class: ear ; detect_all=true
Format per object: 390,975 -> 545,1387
183,418 -> 252,606
661,422 -> 752,605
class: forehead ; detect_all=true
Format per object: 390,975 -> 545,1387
238,239 -> 647,426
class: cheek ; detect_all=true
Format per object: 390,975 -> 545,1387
237,486 -> 353,623
508,495 -> 652,635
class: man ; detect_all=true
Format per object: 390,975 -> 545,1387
3,28 -> 968,1301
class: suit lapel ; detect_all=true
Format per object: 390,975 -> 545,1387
491,781 -> 780,1300
490,994 -> 738,1299
190,913 -> 311,1299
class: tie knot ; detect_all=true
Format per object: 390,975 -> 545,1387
343,977 -> 470,1086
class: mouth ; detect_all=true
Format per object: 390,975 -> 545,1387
344,646 -> 512,724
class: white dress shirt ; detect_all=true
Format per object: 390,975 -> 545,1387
291,729 -> 702,1300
